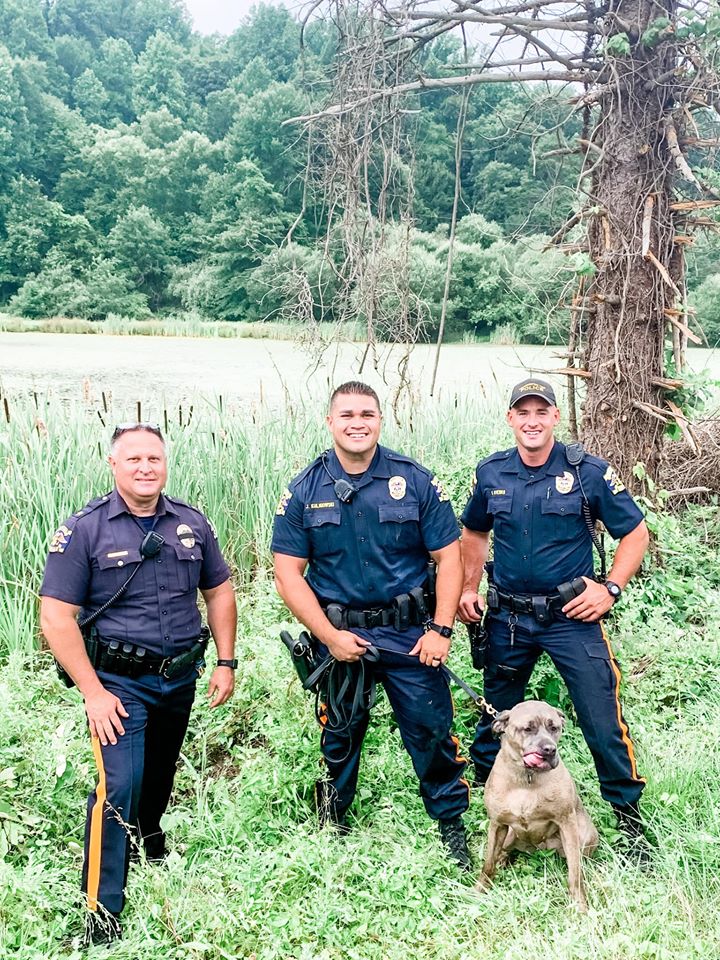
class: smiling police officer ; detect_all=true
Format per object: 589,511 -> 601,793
40,423 -> 237,944
458,378 -> 651,856
272,382 -> 471,867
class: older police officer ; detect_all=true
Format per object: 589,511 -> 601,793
272,382 -> 470,866
458,378 -> 650,853
40,423 -> 237,944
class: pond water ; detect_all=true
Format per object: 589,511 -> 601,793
1,332 -> 717,416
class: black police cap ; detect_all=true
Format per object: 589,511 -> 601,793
508,378 -> 557,408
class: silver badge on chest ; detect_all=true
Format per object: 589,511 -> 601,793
388,476 -> 407,500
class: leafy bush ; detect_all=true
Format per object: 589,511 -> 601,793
10,256 -> 149,319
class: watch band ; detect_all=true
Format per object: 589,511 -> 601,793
604,580 -> 622,601
426,621 -> 453,639
216,658 -> 239,669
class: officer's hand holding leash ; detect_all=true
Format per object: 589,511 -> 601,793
562,576 -> 615,622
324,629 -> 371,663
409,628 -> 451,667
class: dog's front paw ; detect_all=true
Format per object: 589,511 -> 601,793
474,872 -> 493,892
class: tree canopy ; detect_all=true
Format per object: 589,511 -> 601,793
0,0 -> 717,354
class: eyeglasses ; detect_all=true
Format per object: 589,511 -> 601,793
111,423 -> 164,443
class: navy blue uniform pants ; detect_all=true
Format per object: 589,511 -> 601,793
471,612 -> 645,808
82,669 -> 196,915
319,636 -> 469,821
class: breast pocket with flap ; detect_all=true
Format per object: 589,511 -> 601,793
302,507 -> 342,554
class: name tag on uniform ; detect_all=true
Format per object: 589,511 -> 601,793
107,550 -> 129,559
308,501 -> 337,509
490,489 -> 506,496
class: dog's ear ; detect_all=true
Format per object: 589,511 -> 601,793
491,711 -> 510,738
554,708 -> 566,729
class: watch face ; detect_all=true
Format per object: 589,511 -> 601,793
606,582 -> 621,598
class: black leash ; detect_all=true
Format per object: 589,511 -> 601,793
305,642 -> 497,740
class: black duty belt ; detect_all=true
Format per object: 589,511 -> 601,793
493,589 -> 562,615
87,630 -> 209,680
487,576 -> 588,624
486,583 -> 564,628
322,598 -> 426,631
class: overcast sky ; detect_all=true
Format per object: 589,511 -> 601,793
183,0 -> 289,35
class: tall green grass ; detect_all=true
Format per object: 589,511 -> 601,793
0,389 -> 509,656
1,388 -> 719,959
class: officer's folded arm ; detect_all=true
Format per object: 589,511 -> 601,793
457,528 -> 491,623
39,596 -> 129,746
201,579 -> 238,708
561,520 -> 650,622
273,552 -> 370,662
409,540 -> 463,666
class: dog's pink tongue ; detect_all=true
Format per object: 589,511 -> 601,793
523,752 -> 546,768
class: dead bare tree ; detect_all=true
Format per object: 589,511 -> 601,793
289,0 -> 720,485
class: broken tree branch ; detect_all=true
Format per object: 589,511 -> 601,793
283,71 -> 590,124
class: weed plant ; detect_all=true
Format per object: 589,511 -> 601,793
1,390 -> 719,958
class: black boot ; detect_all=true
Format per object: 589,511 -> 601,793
438,817 -> 471,871
315,780 -> 351,835
143,831 -> 168,863
613,802 -> 652,867
129,830 -> 168,864
85,910 -> 122,946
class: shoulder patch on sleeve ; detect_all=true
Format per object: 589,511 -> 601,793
431,475 -> 450,502
276,487 -> 293,516
49,523 -> 74,554
604,464 -> 626,495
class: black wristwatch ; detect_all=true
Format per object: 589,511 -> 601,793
604,581 -> 622,602
426,621 -> 453,639
216,659 -> 239,669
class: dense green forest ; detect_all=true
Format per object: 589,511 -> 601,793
1,0 -> 718,342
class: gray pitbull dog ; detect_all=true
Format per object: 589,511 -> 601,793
477,700 -> 598,911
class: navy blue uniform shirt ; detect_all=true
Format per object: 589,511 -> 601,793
41,489 -> 230,656
461,440 -> 644,594
271,444 -> 459,608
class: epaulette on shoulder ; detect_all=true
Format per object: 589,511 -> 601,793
71,492 -> 113,522
290,454 -> 325,489
578,450 -> 608,473
584,454 -> 607,470
385,447 -> 428,474
477,447 -> 515,469
164,493 -> 205,516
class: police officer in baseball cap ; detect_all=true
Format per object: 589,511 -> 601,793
458,376 -> 651,860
